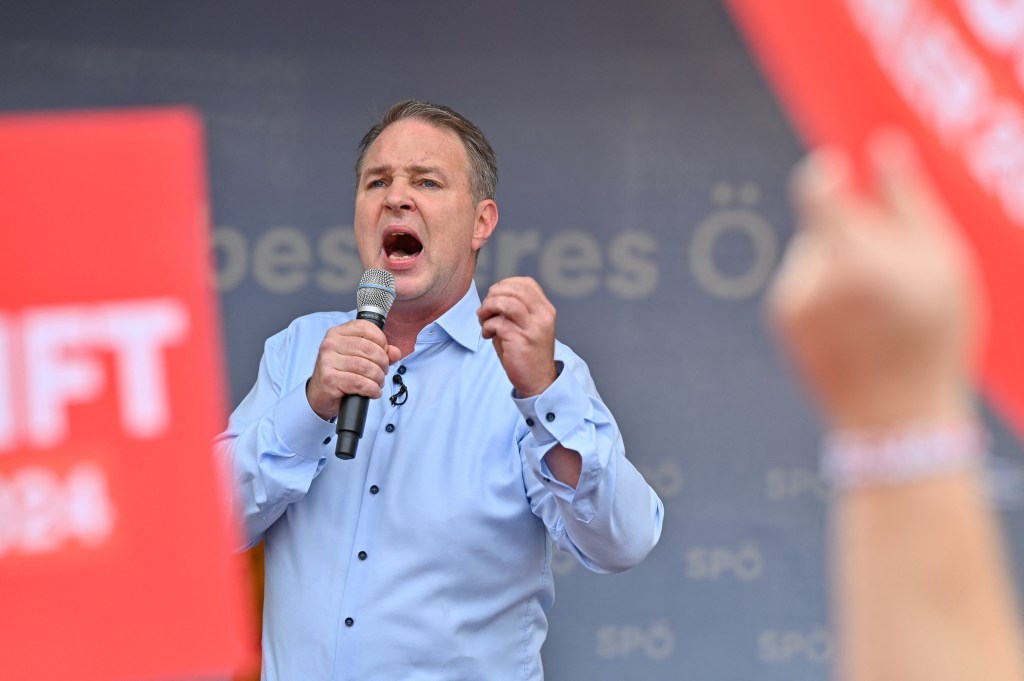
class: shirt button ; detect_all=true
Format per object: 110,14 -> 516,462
369,485 -> 380,495
526,417 -> 535,427
385,423 -> 395,433
358,551 -> 367,560
344,617 -> 354,627
546,412 -> 556,422
322,436 -> 332,445
397,365 -> 407,375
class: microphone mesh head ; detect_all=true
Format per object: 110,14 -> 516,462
356,269 -> 397,313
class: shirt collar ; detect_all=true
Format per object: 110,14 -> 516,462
428,283 -> 483,352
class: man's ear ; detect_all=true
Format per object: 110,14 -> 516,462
472,199 -> 498,251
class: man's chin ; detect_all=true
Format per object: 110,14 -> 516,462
390,277 -> 420,302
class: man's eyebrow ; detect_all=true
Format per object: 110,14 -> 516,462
362,164 -> 448,178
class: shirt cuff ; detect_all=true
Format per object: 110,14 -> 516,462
273,381 -> 336,461
511,361 -> 588,445
513,362 -> 599,517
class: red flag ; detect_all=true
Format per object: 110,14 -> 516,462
725,0 -> 1024,435
0,108 -> 252,681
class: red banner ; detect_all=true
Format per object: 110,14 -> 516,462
725,0 -> 1024,436
0,109 -> 251,680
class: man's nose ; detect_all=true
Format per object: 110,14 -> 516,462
384,181 -> 414,211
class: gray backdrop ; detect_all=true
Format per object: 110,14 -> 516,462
4,2 -> 1023,679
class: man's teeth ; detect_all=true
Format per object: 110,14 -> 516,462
385,232 -> 420,260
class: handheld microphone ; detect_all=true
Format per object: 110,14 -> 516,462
336,268 -> 396,460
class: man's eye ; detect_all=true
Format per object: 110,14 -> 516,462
368,179 -> 386,189
421,179 -> 439,188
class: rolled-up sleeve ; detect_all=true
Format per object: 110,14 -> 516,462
513,349 -> 664,574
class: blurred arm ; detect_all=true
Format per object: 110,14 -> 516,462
768,132 -> 1024,681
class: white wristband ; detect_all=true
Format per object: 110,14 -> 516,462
821,422 -> 987,489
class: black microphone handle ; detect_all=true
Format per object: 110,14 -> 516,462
335,308 -> 387,459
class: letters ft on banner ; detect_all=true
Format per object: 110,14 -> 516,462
0,109 -> 251,681
725,0 -> 1024,437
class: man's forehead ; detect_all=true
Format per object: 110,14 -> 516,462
362,118 -> 469,169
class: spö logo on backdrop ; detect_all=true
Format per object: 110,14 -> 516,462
212,182 -> 782,302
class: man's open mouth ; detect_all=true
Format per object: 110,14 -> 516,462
384,232 -> 423,261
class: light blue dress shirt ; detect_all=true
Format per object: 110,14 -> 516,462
216,284 -> 664,680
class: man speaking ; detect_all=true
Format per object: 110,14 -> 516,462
216,99 -> 664,680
